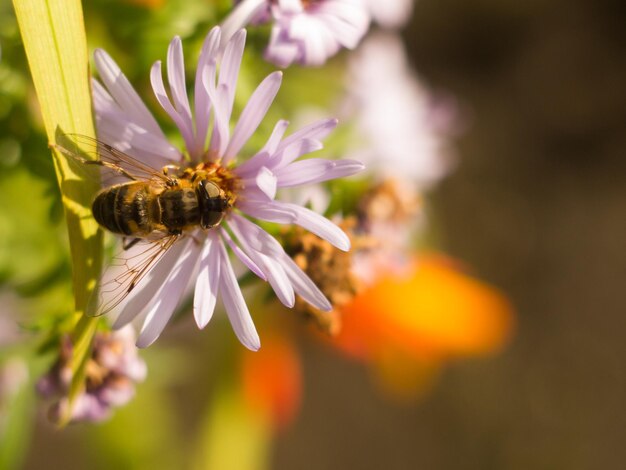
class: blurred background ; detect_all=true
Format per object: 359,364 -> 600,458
1,0 -> 625,468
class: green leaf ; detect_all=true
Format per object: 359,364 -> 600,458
13,0 -> 103,425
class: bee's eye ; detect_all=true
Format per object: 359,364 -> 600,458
202,180 -> 221,198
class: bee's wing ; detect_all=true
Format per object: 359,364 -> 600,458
53,134 -> 174,185
88,235 -> 180,317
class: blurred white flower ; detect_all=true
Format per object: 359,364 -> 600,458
224,0 -> 370,67
363,0 -> 414,29
91,27 -> 363,349
344,32 -> 456,189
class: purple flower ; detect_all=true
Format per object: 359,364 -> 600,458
223,0 -> 370,67
37,327 -> 146,423
93,27 -> 363,350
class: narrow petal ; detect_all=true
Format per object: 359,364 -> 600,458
95,118 -> 181,167
92,78 -> 117,114
257,253 -> 295,308
280,252 -> 332,311
219,29 -> 247,120
276,118 -> 338,155
227,213 -> 285,257
275,159 -> 364,187
262,119 -> 290,155
220,0 -> 267,49
223,71 -> 283,163
234,119 -> 289,177
220,227 -> 267,281
264,24 -> 301,67
194,28 -> 221,154
207,83 -> 231,159
225,222 -> 295,308
217,241 -> 261,351
93,78 -> 180,166
256,201 -> 351,251
112,239 -> 188,329
150,61 -> 195,153
136,239 -> 200,348
166,37 -> 194,143
255,166 -> 278,199
193,234 -> 220,329
270,137 -> 324,169
237,198 -> 296,224
94,49 -> 163,138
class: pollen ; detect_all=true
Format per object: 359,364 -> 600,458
283,219 -> 372,335
357,179 -> 421,229
183,161 -> 243,206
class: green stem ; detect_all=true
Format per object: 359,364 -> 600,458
13,0 -> 103,425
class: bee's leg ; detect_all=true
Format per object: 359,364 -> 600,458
122,237 -> 142,250
161,164 -> 180,179
162,165 -> 182,187
162,165 -> 181,176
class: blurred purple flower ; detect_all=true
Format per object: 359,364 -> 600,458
223,0 -> 370,67
37,327 -> 146,423
344,32 -> 456,189
93,26 -> 363,349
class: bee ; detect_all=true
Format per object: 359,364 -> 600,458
53,135 -> 233,316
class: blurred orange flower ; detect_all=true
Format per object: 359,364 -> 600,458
331,253 -> 515,399
240,334 -> 302,431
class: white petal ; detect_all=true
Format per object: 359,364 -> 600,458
193,234 -> 220,329
237,198 -> 296,224
207,83 -> 231,159
150,61 -> 195,153
227,213 -> 285,257
264,26 -> 301,68
111,239 -> 188,329
94,49 -> 163,138
95,118 -> 181,167
271,137 -> 323,169
220,227 -> 267,281
136,239 -> 200,348
217,241 -> 260,351
166,37 -> 194,144
280,252 -> 332,311
265,201 -> 351,251
317,2 -> 370,48
275,159 -> 364,187
219,29 -> 247,121
194,28 -> 221,154
225,222 -> 294,308
234,119 -> 289,176
262,119 -> 290,155
254,166 -> 278,199
220,0 -> 267,49
92,78 -> 117,114
257,253 -> 295,308
276,118 -> 337,155
223,71 -> 283,163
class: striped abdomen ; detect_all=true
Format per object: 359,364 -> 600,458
92,182 -> 159,237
